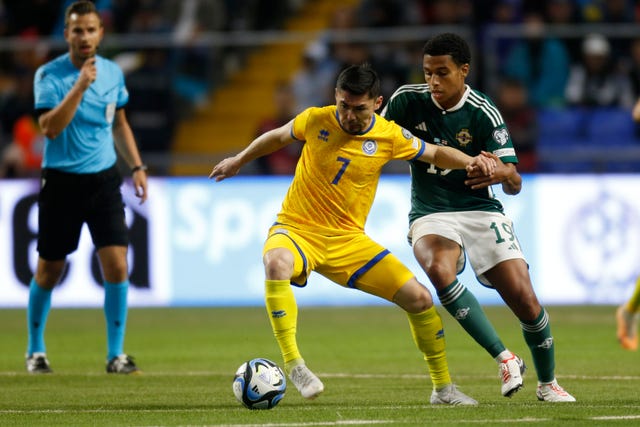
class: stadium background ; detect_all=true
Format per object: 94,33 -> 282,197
1,0 -> 640,307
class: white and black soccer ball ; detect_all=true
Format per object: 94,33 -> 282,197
232,358 -> 286,409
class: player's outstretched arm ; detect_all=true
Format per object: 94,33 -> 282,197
465,151 -> 522,195
419,144 -> 496,176
209,119 -> 296,181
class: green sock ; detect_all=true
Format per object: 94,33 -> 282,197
521,308 -> 555,383
438,279 -> 505,358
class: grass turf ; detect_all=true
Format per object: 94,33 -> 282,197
1,305 -> 639,426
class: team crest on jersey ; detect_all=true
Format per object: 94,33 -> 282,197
317,129 -> 329,142
493,128 -> 510,146
362,139 -> 377,155
401,127 -> 413,140
456,128 -> 472,147
105,102 -> 116,124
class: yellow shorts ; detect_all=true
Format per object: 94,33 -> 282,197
263,224 -> 415,301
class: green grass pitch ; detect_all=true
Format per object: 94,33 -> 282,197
1,305 -> 639,426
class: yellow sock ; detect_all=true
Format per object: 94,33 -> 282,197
626,276 -> 640,313
265,279 -> 301,371
407,306 -> 451,390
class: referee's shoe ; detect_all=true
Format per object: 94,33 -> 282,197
26,352 -> 53,374
106,354 -> 141,374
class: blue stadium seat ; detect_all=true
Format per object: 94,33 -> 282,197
537,108 -> 587,148
585,108 -> 637,146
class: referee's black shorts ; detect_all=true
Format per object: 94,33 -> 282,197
37,165 -> 129,261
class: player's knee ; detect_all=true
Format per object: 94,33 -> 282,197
263,249 -> 294,280
34,271 -> 61,289
410,289 -> 434,313
423,261 -> 454,287
394,280 -> 434,313
35,259 -> 66,288
101,258 -> 129,283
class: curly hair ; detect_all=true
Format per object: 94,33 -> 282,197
422,33 -> 471,66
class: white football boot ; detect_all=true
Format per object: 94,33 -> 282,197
430,384 -> 478,406
288,364 -> 324,399
499,353 -> 525,397
536,379 -> 576,402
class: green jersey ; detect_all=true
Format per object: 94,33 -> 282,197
381,84 -> 518,223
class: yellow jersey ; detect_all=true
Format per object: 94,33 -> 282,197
275,105 -> 425,234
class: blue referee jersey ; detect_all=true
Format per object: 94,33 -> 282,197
34,53 -> 129,173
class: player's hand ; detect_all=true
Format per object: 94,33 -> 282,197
209,157 -> 241,182
132,168 -> 148,204
465,151 -> 507,189
465,151 -> 496,177
77,57 -> 97,90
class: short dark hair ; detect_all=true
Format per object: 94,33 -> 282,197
423,33 -> 471,66
336,63 -> 381,99
65,1 -> 100,27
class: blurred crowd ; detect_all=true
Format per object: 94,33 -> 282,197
2,0 -> 640,177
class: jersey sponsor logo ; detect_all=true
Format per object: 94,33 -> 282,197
401,127 -> 413,139
456,128 -> 473,147
492,127 -> 510,145
362,139 -> 377,155
317,129 -> 329,142
105,102 -> 116,124
414,122 -> 428,132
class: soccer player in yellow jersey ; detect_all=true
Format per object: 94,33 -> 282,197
617,278 -> 640,351
210,64 -> 496,405
617,101 -> 640,351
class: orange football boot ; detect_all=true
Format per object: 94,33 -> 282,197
616,305 -> 638,351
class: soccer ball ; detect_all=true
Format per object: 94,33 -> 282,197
232,358 -> 286,409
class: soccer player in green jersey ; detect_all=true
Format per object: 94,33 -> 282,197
382,33 -> 575,402
210,64 -> 498,405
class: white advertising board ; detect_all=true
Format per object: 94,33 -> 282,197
1,175 -> 638,307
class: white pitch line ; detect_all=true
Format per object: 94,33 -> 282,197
2,371 -> 640,381
590,415 -> 640,420
205,421 -> 393,427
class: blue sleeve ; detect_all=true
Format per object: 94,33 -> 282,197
116,67 -> 129,108
33,67 -> 61,110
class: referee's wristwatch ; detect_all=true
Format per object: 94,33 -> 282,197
131,164 -> 148,174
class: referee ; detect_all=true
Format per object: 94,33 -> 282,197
26,1 -> 147,374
